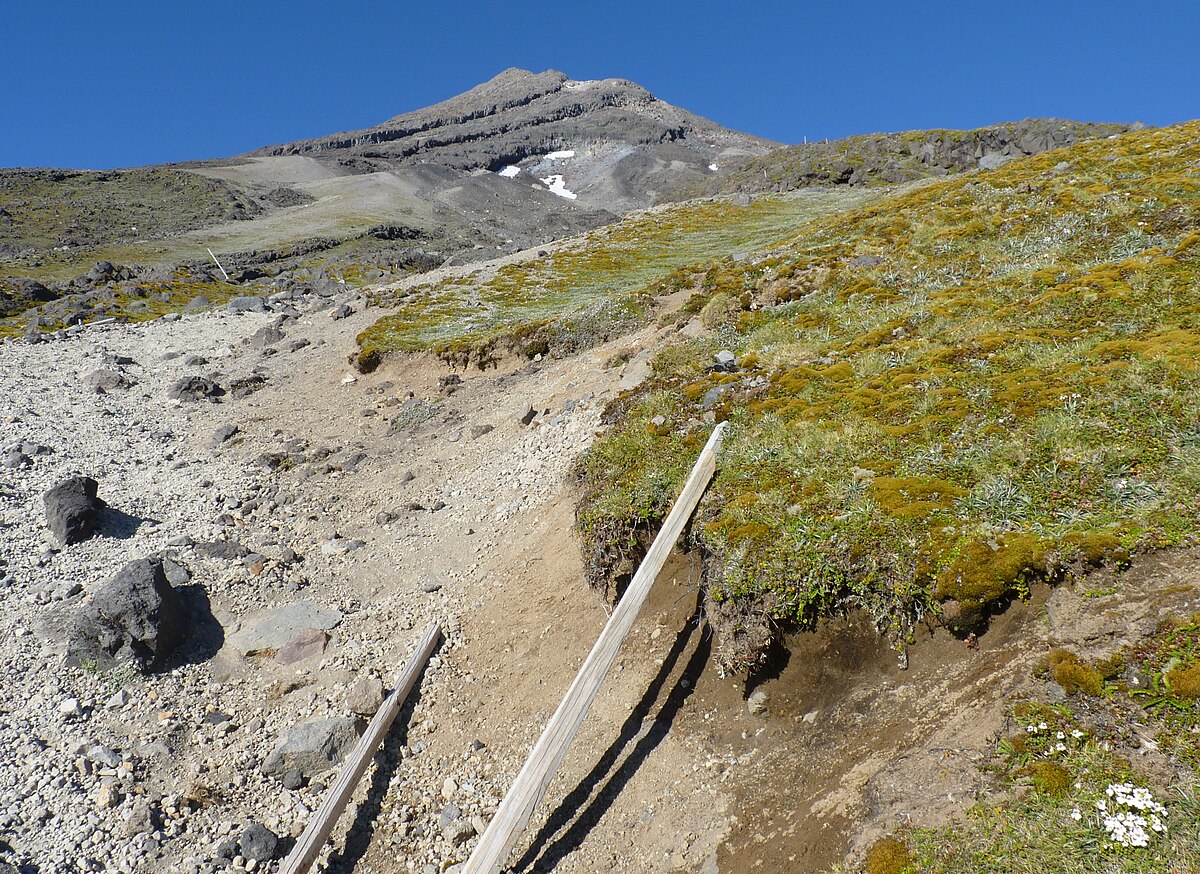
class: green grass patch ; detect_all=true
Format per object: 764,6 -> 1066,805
577,121 -> 1200,671
356,189 -> 879,363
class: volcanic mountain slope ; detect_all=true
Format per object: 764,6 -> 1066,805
250,67 -> 778,212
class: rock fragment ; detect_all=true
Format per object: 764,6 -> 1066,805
262,717 -> 363,783
169,375 -> 225,403
44,475 -> 102,544
64,556 -> 191,671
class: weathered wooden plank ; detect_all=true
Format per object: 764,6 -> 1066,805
463,421 -> 728,874
279,621 -> 442,874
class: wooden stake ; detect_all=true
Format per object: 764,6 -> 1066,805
463,422 -> 728,874
279,621 -> 442,874
207,248 -> 232,283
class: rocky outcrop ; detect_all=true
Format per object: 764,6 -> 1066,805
716,119 -> 1136,194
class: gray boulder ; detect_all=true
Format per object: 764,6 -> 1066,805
262,717 -> 362,783
83,368 -> 134,394
169,375 -> 224,402
65,557 -> 190,671
44,476 -> 102,544
227,295 -> 266,313
248,326 -> 284,349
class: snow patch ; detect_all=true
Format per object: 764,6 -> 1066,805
496,165 -> 521,178
545,150 -> 576,160
540,175 -> 578,200
709,163 -> 720,171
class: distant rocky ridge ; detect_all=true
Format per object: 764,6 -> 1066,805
708,118 -> 1136,195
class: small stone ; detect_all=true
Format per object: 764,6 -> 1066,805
94,783 -> 121,809
59,697 -> 83,717
345,675 -> 385,716
422,582 -> 442,594
105,689 -> 130,709
238,822 -> 279,862
746,687 -> 770,716
518,405 -> 536,425
123,800 -> 157,837
87,744 -> 121,768
714,350 -> 737,368
469,424 -> 494,440
210,424 -> 239,448
442,777 -> 458,799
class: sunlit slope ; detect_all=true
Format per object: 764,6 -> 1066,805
575,121 -> 1200,671
357,188 -> 881,363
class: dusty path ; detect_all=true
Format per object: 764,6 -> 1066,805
2,271 -> 1197,874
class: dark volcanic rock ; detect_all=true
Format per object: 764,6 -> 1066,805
238,822 -> 279,862
65,557 -> 190,670
44,476 -> 103,544
169,375 -> 224,402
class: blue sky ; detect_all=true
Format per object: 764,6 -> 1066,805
3,0 -> 1196,169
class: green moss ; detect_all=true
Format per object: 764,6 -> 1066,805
934,534 -> 1047,625
864,836 -> 914,874
1026,761 -> 1072,796
1053,660 -> 1105,697
1165,662 -> 1200,699
872,476 -> 967,518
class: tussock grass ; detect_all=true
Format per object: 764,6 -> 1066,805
576,121 -> 1200,671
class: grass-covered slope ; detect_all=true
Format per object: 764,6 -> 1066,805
0,168 -> 242,277
356,188 -> 877,367
577,121 -> 1200,672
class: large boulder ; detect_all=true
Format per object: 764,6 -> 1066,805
44,476 -> 103,544
262,717 -> 362,784
66,557 -> 191,671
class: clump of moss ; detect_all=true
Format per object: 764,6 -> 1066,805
1166,662 -> 1200,699
864,835 -> 914,874
935,533 -> 1047,627
1063,532 -> 1130,567
356,346 -> 382,374
1026,761 -> 1072,796
1038,649 -> 1105,696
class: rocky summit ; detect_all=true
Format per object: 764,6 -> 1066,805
253,67 -> 777,212
2,66 -> 1199,874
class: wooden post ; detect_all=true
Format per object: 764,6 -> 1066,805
207,248 -> 232,283
279,621 -> 442,874
463,422 -> 728,874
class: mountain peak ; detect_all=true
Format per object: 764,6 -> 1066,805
248,69 -> 776,211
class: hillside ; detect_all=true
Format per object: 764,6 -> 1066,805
2,69 -> 1199,874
